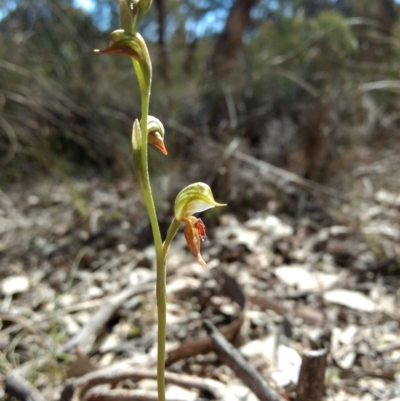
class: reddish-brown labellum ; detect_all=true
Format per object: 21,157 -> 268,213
183,216 -> 207,267
195,219 -> 207,241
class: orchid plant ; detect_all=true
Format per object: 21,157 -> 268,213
95,1 -> 225,400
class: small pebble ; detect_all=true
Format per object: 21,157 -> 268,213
1,275 -> 29,295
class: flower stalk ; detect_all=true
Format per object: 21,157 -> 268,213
95,2 -> 225,400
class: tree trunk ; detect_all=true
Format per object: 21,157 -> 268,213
374,0 -> 396,36
209,0 -> 258,76
154,0 -> 169,82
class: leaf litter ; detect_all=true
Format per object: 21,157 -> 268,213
1,177 -> 400,401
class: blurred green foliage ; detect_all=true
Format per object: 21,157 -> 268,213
1,0 -> 400,195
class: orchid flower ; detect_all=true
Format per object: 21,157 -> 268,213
174,183 -> 226,266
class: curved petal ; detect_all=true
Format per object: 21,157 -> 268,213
174,183 -> 226,221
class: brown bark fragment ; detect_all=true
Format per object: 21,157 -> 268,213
296,349 -> 328,401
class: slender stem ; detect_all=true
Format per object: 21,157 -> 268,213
140,99 -> 166,401
132,56 -> 167,401
163,218 -> 181,261
155,253 -> 166,401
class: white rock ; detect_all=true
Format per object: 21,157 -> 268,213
57,293 -> 77,308
324,289 -> 375,312
222,226 -> 260,251
339,325 -> 358,345
314,272 -> 339,289
166,277 -> 201,295
362,224 -> 400,240
137,379 -> 157,391
165,385 -> 198,401
274,265 -> 318,291
129,268 -> 155,286
223,382 -> 244,401
1,275 -> 29,295
246,215 -> 293,239
74,311 -> 92,325
99,333 -> 120,353
87,286 -> 104,298
276,344 -> 302,385
329,226 -> 351,236
275,267 -> 338,292
226,384 -> 249,399
336,351 -> 356,369
270,370 -> 292,388
99,352 -> 114,367
246,393 -> 260,401
63,315 -> 80,335
27,195 -> 40,205
375,189 -> 400,207
240,335 -> 276,362
360,393 -> 374,401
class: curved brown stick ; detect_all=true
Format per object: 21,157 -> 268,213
204,319 -> 285,401
61,366 -> 226,401
4,371 -> 45,401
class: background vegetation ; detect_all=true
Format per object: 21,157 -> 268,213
1,0 -> 400,210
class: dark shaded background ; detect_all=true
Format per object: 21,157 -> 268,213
1,0 -> 400,214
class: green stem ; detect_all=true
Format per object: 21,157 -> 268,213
163,218 -> 181,261
132,58 -> 166,401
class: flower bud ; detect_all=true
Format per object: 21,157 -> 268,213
135,0 -> 152,28
174,183 -> 226,221
94,30 -> 141,58
132,119 -> 143,185
131,118 -> 141,152
144,116 -> 167,155
138,0 -> 152,17
119,0 -> 133,31
119,0 -> 152,32
131,119 -> 142,175
94,31 -> 151,91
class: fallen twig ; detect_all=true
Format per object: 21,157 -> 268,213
249,295 -> 325,326
203,319 -> 285,401
296,349 -> 327,401
61,364 -> 227,401
85,387 -> 209,401
166,315 -> 244,366
4,371 -> 45,401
